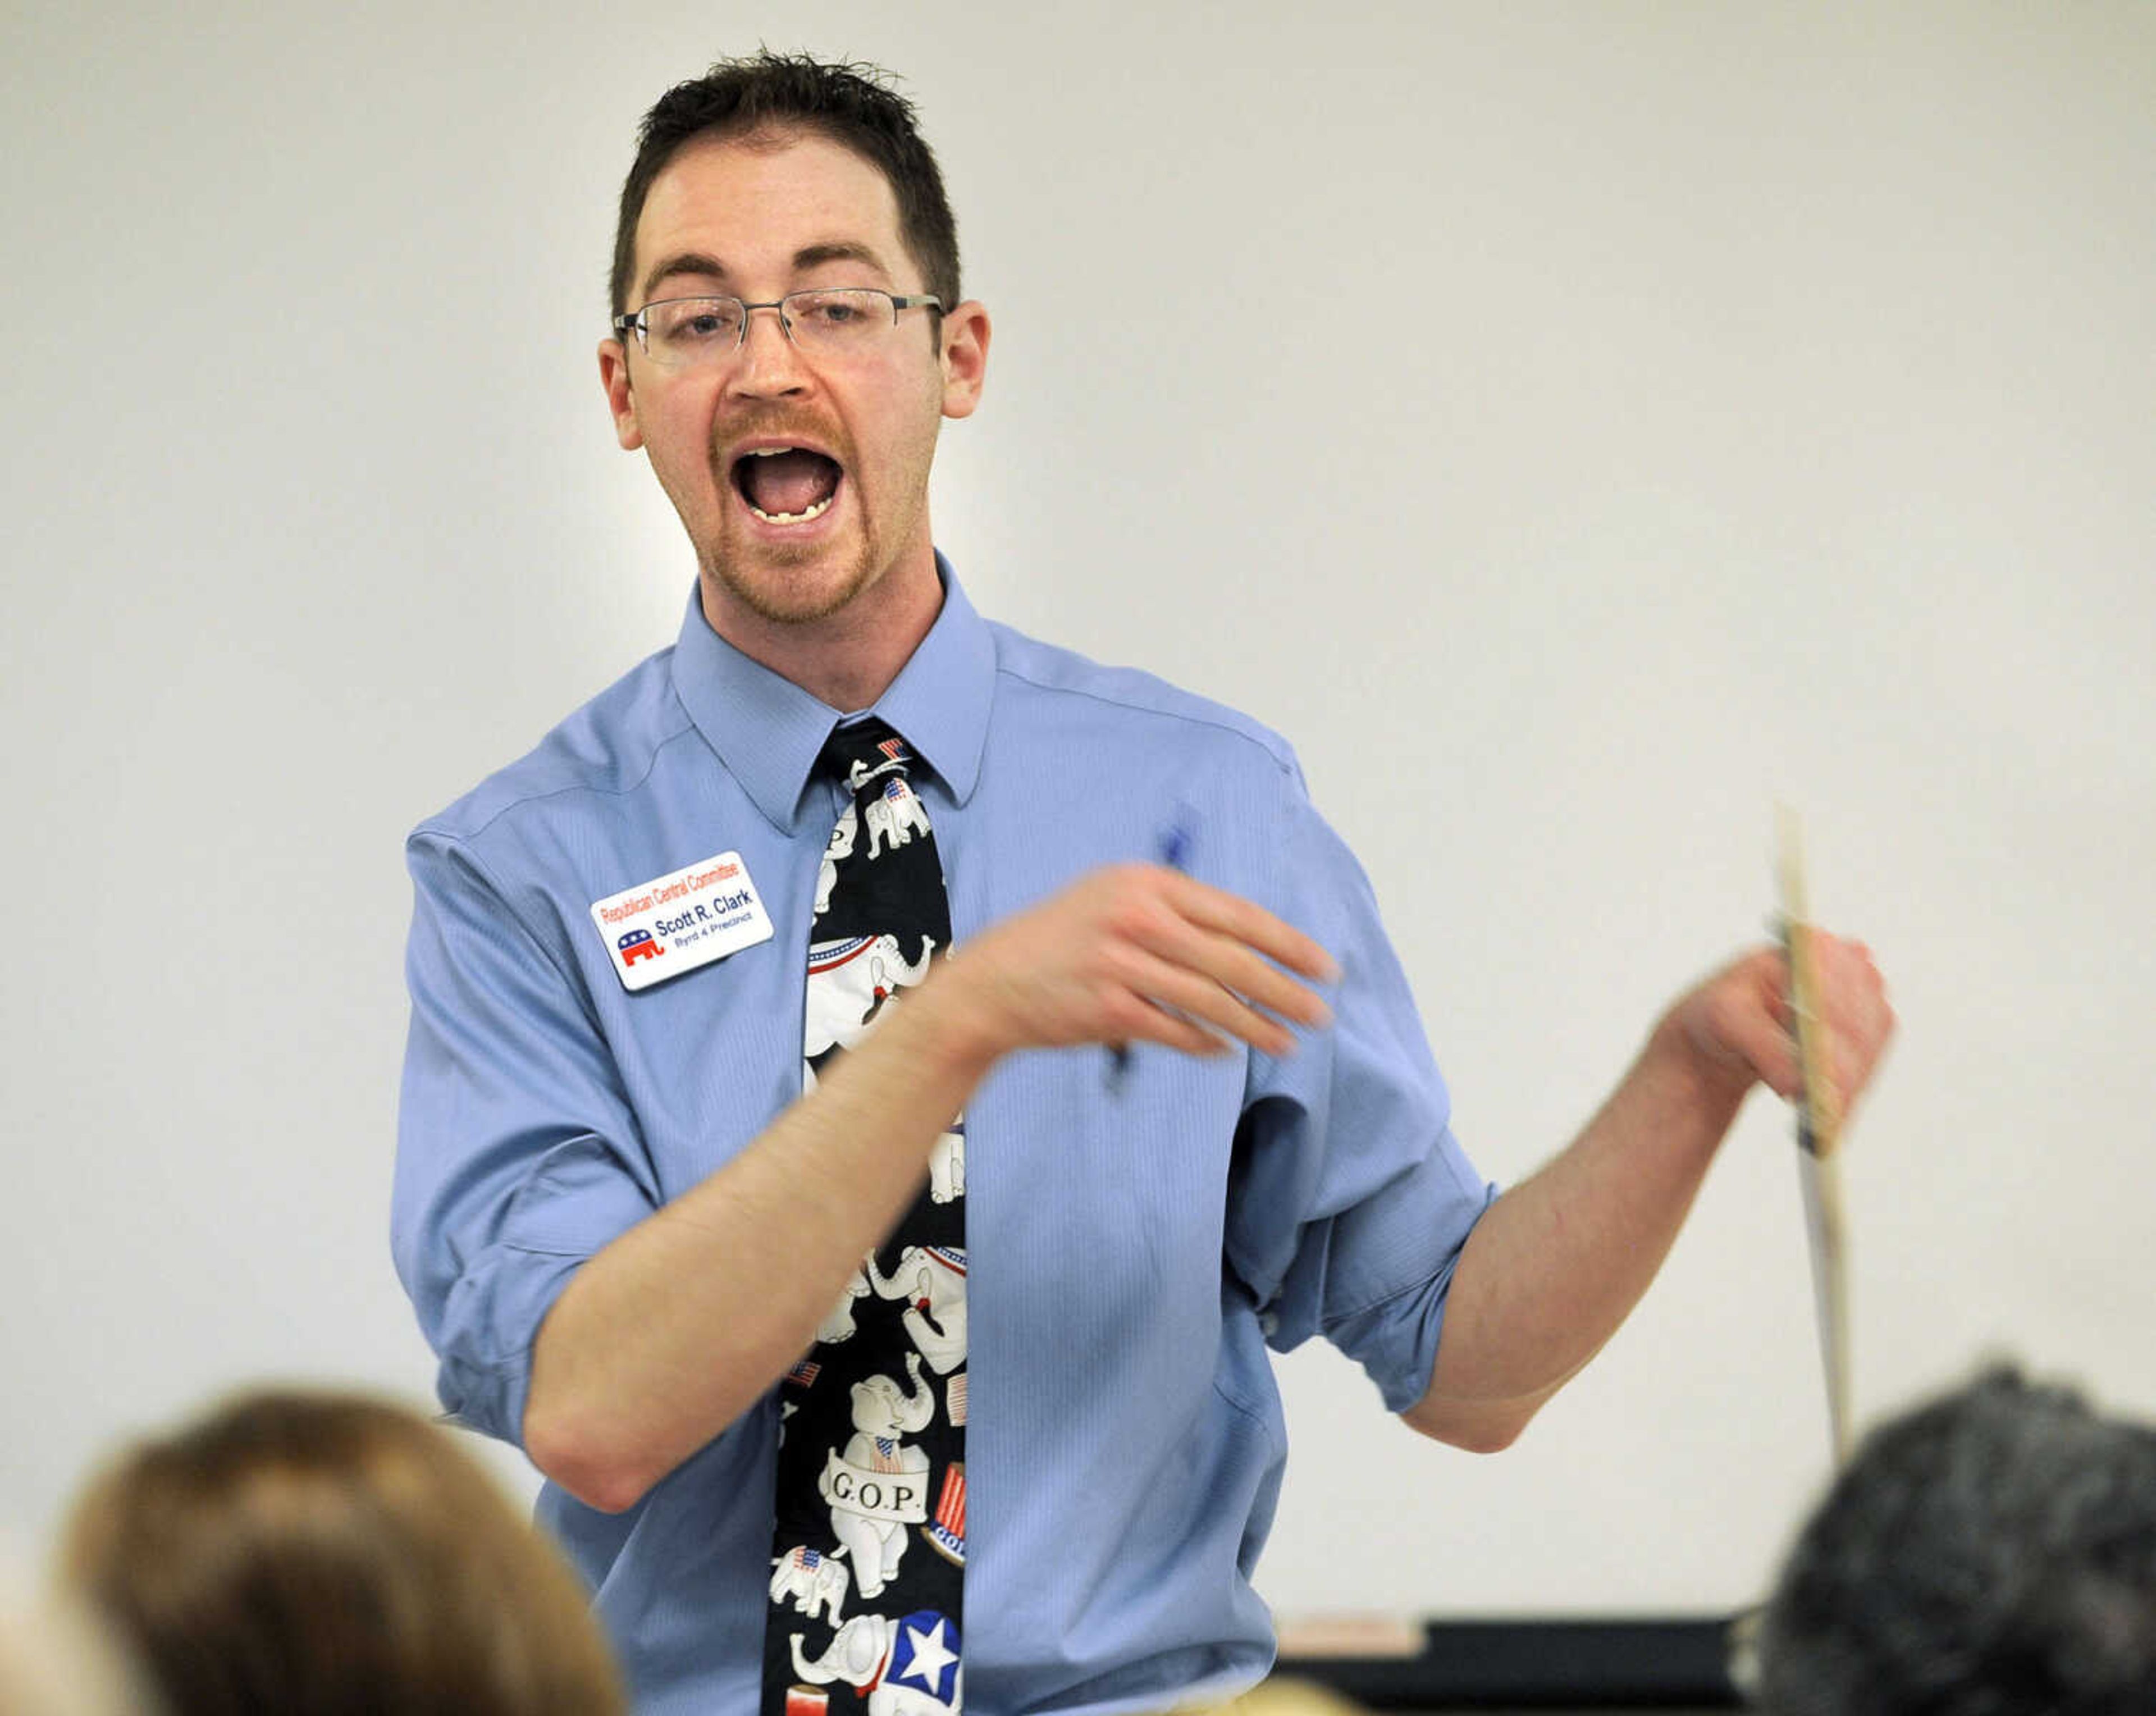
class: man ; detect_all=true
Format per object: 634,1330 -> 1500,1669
1755,1367 -> 2156,1715
392,51 -> 1893,1715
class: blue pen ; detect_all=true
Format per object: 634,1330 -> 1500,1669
1107,813 -> 1194,1090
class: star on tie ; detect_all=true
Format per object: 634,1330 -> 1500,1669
899,1618 -> 958,1694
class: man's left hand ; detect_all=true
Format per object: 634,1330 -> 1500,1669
1669,935 -> 1895,1120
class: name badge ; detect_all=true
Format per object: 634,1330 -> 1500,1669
590,850 -> 774,992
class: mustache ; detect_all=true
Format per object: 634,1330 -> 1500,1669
710,411 -> 851,467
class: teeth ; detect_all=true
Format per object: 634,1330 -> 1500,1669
745,446 -> 798,457
747,492 -> 835,526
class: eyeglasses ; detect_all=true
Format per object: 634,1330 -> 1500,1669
612,288 -> 944,369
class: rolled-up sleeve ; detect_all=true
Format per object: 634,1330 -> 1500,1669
1225,762 -> 1499,1413
392,829 -> 660,1445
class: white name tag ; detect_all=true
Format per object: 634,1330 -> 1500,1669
589,850 -> 774,992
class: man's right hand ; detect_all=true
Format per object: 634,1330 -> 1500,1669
525,860 -> 1335,1512
920,862 -> 1340,1071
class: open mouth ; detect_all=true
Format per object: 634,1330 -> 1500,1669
732,445 -> 843,526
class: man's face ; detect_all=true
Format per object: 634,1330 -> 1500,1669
601,130 -> 983,629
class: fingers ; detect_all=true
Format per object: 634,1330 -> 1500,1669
1725,932 -> 1892,1115
1106,869 -> 1335,1055
1106,999 -> 1239,1061
947,861 -> 1343,1065
1143,907 -> 1334,1034
1810,933 -> 1894,1108
1166,870 -> 1340,985
1700,951 -> 1803,1099
1116,946 -> 1304,1058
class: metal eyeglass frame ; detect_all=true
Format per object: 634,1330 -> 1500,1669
611,289 -> 945,360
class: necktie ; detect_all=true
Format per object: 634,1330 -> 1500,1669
765,718 -> 966,1716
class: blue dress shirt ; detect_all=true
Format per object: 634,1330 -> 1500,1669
394,562 -> 1495,1715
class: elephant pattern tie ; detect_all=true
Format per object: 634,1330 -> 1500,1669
765,717 -> 966,1716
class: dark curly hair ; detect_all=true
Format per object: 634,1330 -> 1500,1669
609,49 -> 961,321
1757,1366 -> 2156,1716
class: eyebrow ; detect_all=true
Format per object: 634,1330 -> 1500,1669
638,240 -> 896,305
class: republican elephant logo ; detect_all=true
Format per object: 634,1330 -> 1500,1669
866,1245 -> 967,1377
863,774 -> 931,859
814,800 -> 858,920
927,1126 -> 965,1206
789,1609 -> 960,1716
804,933 -> 937,1060
770,1543 -> 849,1627
813,1266 -> 871,1346
817,1354 -> 934,1598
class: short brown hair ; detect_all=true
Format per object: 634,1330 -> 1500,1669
610,50 -> 961,318
58,1390 -> 627,1716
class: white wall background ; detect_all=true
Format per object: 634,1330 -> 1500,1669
4,0 -> 2151,1623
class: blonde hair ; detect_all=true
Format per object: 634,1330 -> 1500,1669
58,1390 -> 625,1716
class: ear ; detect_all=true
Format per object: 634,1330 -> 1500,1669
938,300 -> 991,421
599,338 -> 643,450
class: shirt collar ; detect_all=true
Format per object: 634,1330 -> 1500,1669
670,553 -> 996,834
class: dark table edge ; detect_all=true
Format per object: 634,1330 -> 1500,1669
1277,1614 -> 1747,1709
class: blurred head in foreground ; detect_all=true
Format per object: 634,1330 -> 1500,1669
0,1583 -> 156,1716
1757,1366 -> 2156,1716
57,1390 -> 626,1716
1198,1680 -> 1366,1715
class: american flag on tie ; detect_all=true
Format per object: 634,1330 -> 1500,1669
924,1462 -> 966,1566
878,736 -> 907,763
785,1359 -> 821,1389
946,1372 -> 967,1427
869,1436 -> 905,1473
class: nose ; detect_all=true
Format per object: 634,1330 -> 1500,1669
728,302 -> 810,398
